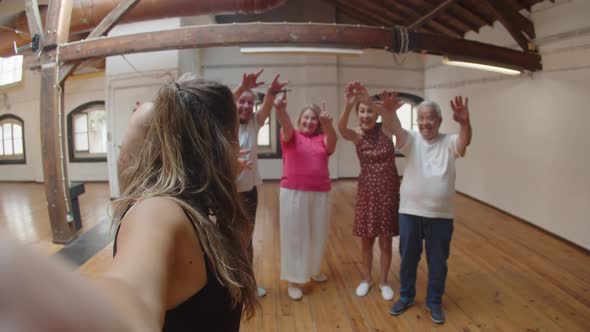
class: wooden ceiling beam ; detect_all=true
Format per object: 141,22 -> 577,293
446,7 -> 480,31
408,0 -> 457,30
369,0 -> 443,34
455,3 -> 494,27
412,31 -> 541,71
24,0 -> 44,38
351,0 -> 406,26
59,0 -> 141,83
337,0 -> 441,35
499,0 -> 536,38
334,0 -> 394,27
334,4 -> 372,25
368,0 -> 415,25
55,22 -> 542,71
383,0 -> 460,37
482,0 -> 533,51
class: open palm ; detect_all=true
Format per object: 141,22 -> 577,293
450,96 -> 470,125
375,90 -> 402,113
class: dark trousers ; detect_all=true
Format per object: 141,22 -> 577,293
399,213 -> 454,307
239,187 -> 258,261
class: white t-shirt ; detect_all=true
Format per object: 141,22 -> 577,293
236,116 -> 263,192
399,130 -> 462,219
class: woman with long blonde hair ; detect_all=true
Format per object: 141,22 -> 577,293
0,73 -> 258,332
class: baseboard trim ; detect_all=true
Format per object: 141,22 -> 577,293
456,191 -> 589,255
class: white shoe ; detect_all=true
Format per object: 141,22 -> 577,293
311,274 -> 328,283
288,286 -> 303,301
355,281 -> 372,297
257,286 -> 267,297
380,284 -> 394,301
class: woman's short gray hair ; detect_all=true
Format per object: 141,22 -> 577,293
417,100 -> 442,119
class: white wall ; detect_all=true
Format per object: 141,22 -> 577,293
196,47 -> 424,179
105,18 -> 181,196
64,75 -> 109,181
424,0 -> 590,249
0,70 -> 107,182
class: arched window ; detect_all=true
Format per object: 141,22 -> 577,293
67,101 -> 107,162
396,92 -> 425,133
372,92 -> 424,154
0,114 -> 26,164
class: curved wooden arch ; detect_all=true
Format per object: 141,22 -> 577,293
57,23 -> 542,71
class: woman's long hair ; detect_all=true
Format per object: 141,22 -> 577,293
112,73 -> 258,318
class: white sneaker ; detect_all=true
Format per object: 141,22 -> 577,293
288,286 -> 303,301
257,286 -> 267,297
311,274 -> 328,283
355,281 -> 372,297
380,284 -> 394,301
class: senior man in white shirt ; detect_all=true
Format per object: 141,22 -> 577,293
377,92 -> 472,324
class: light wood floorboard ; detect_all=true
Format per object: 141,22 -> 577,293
2,181 -> 589,331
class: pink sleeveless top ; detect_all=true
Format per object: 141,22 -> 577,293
280,130 -> 331,192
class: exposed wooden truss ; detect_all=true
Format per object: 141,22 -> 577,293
322,0 -> 545,50
58,0 -> 141,83
24,0 -> 44,38
481,0 -> 536,51
408,0 -> 458,30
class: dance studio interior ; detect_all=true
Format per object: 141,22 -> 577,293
0,0 -> 589,331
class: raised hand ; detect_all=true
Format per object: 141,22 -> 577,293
319,102 -> 334,128
274,92 -> 287,112
267,74 -> 288,97
237,149 -> 253,172
344,81 -> 371,106
241,69 -> 265,91
373,90 -> 402,113
450,96 -> 470,125
344,81 -> 358,105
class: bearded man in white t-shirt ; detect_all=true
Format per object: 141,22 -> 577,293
379,94 -> 472,324
232,70 -> 287,297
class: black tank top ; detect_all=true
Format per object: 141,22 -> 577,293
113,217 -> 243,332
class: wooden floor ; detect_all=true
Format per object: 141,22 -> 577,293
3,181 -> 590,331
0,182 -> 111,254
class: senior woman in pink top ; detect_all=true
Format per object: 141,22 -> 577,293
274,94 -> 338,301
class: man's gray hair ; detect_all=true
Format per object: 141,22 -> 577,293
417,100 -> 442,119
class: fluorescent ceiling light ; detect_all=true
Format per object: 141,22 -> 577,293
240,46 -> 364,56
442,56 -> 521,75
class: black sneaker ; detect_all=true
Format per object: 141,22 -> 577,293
426,304 -> 445,324
389,298 -> 414,316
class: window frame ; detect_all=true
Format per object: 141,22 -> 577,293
254,93 -> 282,159
67,101 -> 107,163
0,114 -> 26,165
0,55 -> 24,90
389,93 -> 424,157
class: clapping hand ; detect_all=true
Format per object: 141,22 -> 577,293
450,96 -> 470,126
